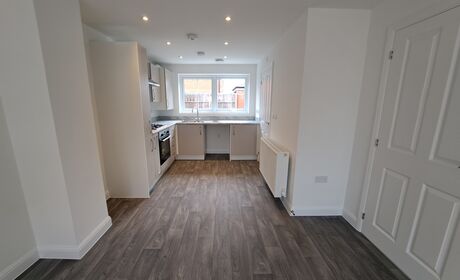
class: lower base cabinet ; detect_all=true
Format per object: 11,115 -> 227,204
149,133 -> 161,191
230,124 -> 258,160
176,124 -> 205,160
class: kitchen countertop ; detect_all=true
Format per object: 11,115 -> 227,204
151,120 -> 181,134
151,119 -> 259,134
177,120 -> 260,125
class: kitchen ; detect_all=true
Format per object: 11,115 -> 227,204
89,40 -> 260,198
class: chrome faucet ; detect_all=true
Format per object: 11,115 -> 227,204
192,107 -> 200,122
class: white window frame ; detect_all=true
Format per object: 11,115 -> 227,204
178,74 -> 250,114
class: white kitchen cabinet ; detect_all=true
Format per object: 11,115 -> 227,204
147,132 -> 161,191
148,63 -> 161,103
148,63 -> 161,84
151,66 -> 174,111
152,133 -> 161,173
89,41 -> 153,198
170,125 -> 177,158
176,124 -> 205,160
230,124 -> 258,160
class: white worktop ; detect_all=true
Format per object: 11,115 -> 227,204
151,119 -> 259,133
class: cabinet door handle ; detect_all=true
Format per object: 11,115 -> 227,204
232,127 -> 235,136
150,138 -> 154,152
199,126 -> 202,135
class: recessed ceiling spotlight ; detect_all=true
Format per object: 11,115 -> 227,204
142,16 -> 149,22
224,41 -> 229,45
179,55 -> 183,59
166,41 -> 171,45
225,16 -> 232,22
187,33 -> 198,41
224,56 -> 228,59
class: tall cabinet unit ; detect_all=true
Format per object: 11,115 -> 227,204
90,41 -> 157,198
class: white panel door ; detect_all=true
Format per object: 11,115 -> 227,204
259,63 -> 273,138
363,6 -> 460,280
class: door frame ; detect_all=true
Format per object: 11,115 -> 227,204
357,0 -> 460,231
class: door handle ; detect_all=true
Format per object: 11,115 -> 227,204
150,138 -> 154,152
232,127 -> 235,136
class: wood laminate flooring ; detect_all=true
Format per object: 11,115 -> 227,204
18,160 -> 408,280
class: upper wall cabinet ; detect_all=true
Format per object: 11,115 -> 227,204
151,65 -> 174,111
148,63 -> 161,103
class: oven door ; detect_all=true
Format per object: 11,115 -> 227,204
159,135 -> 171,165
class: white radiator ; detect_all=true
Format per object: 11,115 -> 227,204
259,137 -> 289,198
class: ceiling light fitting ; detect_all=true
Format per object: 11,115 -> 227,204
187,33 -> 198,41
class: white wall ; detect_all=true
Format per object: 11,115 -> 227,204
156,64 -> 258,118
34,0 -> 110,244
258,12 -> 308,209
0,0 -> 78,252
0,0 -> 110,267
83,24 -> 114,199
343,0 -> 454,229
292,8 -> 371,215
0,98 -> 38,280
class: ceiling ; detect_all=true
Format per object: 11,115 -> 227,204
80,0 -> 378,64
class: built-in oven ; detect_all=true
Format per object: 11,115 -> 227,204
158,128 -> 171,165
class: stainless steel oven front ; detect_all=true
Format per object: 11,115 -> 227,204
158,128 -> 171,165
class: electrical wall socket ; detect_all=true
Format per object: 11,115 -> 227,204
315,176 -> 328,183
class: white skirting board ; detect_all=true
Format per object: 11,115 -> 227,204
0,249 -> 39,280
278,196 -> 343,217
38,216 -> 112,259
206,149 -> 230,154
342,209 -> 361,231
0,217 -> 111,279
176,155 -> 205,160
230,155 -> 258,161
280,197 -> 293,216
287,207 -> 342,216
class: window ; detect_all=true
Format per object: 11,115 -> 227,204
179,74 -> 249,113
182,78 -> 212,110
